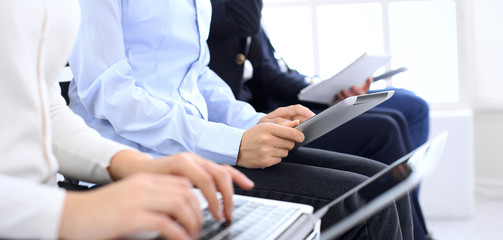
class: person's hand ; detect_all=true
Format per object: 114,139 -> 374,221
108,152 -> 255,222
237,120 -> 304,168
258,104 -> 315,124
333,78 -> 373,105
60,174 -> 203,240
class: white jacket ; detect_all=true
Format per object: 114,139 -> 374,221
0,0 -> 128,238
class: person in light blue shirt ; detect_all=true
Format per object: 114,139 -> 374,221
68,0 -> 266,165
69,1 -> 413,237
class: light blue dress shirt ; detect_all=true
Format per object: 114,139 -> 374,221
68,0 -> 265,165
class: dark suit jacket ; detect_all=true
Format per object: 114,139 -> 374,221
208,0 -> 316,112
207,0 -> 262,100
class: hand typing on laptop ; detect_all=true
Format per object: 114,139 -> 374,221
59,151 -> 254,240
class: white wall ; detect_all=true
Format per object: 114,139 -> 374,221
474,112 -> 503,183
419,0 -> 503,219
471,0 -> 503,184
421,110 -> 474,219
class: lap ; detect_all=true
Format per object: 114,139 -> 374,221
233,148 -> 410,238
370,88 -> 429,121
234,147 -> 386,206
305,113 -> 410,164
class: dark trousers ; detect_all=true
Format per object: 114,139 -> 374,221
306,109 -> 411,164
235,147 -> 413,240
304,103 -> 429,240
371,88 -> 430,149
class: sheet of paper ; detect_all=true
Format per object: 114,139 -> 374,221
298,53 -> 391,105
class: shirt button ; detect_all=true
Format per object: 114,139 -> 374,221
235,53 -> 246,65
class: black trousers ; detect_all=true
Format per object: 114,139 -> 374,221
235,147 -> 413,240
305,108 -> 411,164
306,108 -> 428,240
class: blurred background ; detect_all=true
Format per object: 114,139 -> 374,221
261,0 -> 503,239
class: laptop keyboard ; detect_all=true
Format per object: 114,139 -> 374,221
200,198 -> 300,240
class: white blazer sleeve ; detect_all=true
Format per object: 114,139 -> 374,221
49,81 -> 130,184
0,175 -> 66,239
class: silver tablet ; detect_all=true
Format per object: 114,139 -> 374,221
295,91 -> 394,148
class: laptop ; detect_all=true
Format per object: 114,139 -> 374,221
195,191 -> 317,240
131,132 -> 447,239
295,90 -> 394,148
192,132 -> 448,240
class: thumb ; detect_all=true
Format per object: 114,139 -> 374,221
279,119 -> 300,128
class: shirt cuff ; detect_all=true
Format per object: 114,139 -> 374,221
240,112 -> 266,130
54,131 -> 132,184
195,121 -> 245,165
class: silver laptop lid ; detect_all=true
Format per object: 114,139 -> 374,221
319,132 -> 448,239
280,132 -> 448,240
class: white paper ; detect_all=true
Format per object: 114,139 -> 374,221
298,53 -> 391,105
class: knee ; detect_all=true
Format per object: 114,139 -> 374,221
380,108 -> 409,128
372,115 -> 403,139
407,95 -> 430,131
410,94 -> 429,120
394,88 -> 430,120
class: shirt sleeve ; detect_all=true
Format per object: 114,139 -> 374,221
198,67 -> 266,130
49,81 -> 129,184
68,0 -> 263,165
193,67 -> 266,163
0,175 -> 66,239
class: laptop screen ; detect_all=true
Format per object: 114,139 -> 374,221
325,155 -> 414,224
319,132 -> 447,240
